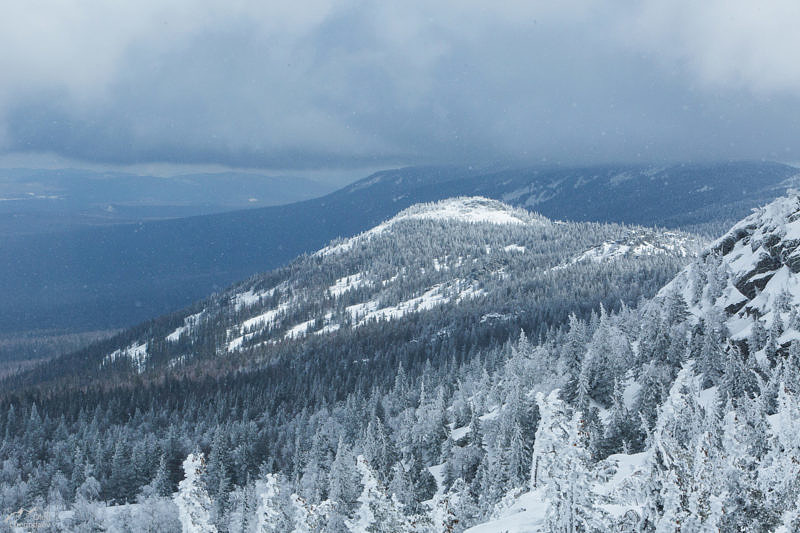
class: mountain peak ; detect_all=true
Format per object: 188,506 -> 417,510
391,196 -> 547,226
318,197 -> 546,257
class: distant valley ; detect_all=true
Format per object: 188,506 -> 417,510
0,168 -> 335,236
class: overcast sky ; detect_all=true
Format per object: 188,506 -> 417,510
2,1 -> 800,175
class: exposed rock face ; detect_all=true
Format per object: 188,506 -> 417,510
711,196 -> 800,312
662,196 -> 800,348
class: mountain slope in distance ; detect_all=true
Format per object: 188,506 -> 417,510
0,162 -> 794,338
22,197 -> 702,387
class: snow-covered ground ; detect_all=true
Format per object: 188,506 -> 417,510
550,231 -> 698,273
466,489 -> 549,533
231,285 -> 282,311
574,232 -> 695,263
353,281 -> 484,328
465,452 -> 649,533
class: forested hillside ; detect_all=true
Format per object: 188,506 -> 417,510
0,197 -> 701,531
7,194 -> 800,531
6,0 -> 799,530
14,197 -> 697,387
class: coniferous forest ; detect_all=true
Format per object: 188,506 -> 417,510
5,2 -> 800,531
3,194 -> 800,531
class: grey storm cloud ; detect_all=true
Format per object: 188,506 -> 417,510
2,0 -> 800,169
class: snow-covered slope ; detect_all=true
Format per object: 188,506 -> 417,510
93,197 -> 700,375
15,194 -> 800,533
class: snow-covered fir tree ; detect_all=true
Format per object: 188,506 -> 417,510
175,453 -> 217,533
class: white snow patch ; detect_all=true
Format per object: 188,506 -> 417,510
103,342 -> 148,374
315,323 -> 341,335
399,197 -> 538,226
428,463 -> 447,494
240,303 -> 291,333
749,266 -> 800,314
346,300 -> 381,322
284,319 -> 316,340
328,273 -> 369,297
354,281 -> 484,327
450,425 -> 470,441
574,233 -> 694,264
698,386 -> 719,411
227,335 -> 245,352
552,232 -> 698,273
479,407 -> 500,422
166,312 -> 204,342
227,302 -> 292,351
623,379 -> 642,410
481,312 -> 513,323
232,285 -> 280,311
467,452 -> 649,533
465,488 -> 548,533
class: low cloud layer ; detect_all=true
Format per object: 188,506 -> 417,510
2,1 -> 799,171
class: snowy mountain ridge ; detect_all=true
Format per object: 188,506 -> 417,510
94,197 -> 699,375
317,197 -> 545,257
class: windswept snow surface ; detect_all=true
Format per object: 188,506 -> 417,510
317,197 -> 546,257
